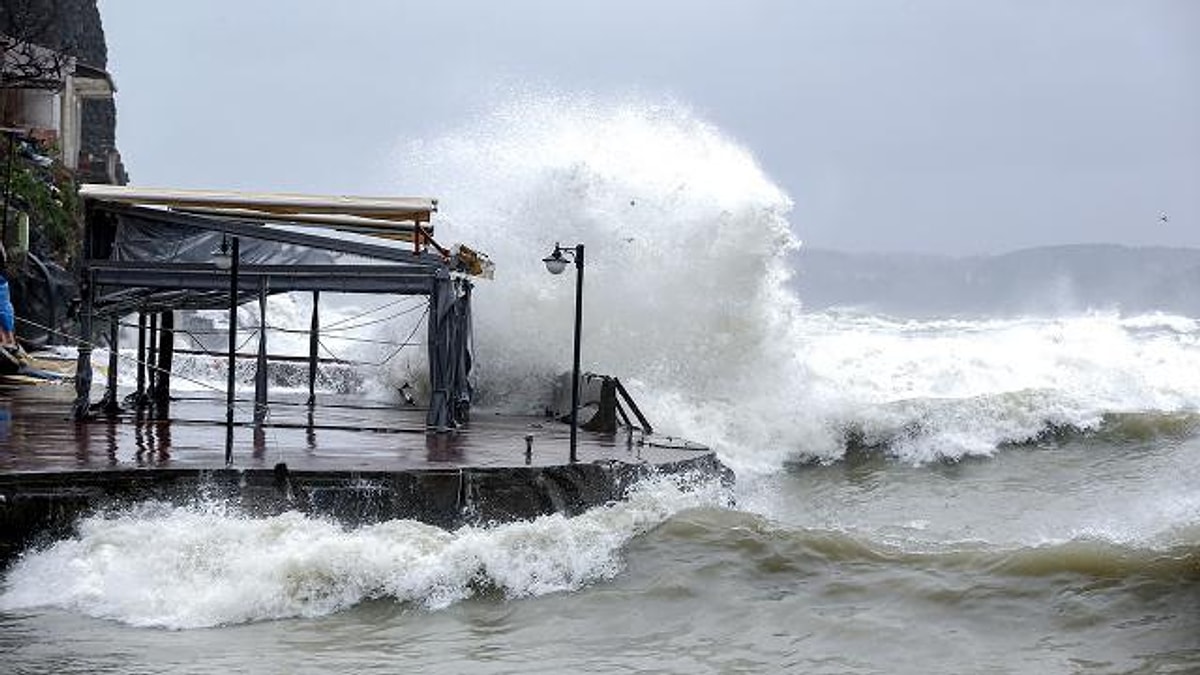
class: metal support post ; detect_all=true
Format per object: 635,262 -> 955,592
568,244 -> 584,463
153,310 -> 174,410
72,276 -> 94,420
102,315 -> 120,416
225,236 -> 240,465
135,311 -> 147,408
306,290 -> 319,407
253,277 -> 269,426
146,313 -> 158,396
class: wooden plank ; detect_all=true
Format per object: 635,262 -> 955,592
171,207 -> 428,240
79,184 -> 437,222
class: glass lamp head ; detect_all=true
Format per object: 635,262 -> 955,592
542,248 -> 568,275
213,235 -> 233,270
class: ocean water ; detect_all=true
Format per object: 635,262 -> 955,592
2,97 -> 1198,673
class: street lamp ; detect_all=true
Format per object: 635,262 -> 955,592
214,234 -> 240,465
212,233 -> 233,270
543,242 -> 584,463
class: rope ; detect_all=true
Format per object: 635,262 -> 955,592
235,327 -> 259,353
322,295 -> 425,329
378,306 -> 430,366
304,333 -> 421,348
177,328 -> 222,358
184,326 -> 421,349
274,301 -> 427,335
119,306 -> 426,346
120,317 -> 421,366
19,296 -> 429,408
315,304 -> 429,368
15,315 -> 245,403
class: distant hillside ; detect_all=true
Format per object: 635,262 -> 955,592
791,245 -> 1200,317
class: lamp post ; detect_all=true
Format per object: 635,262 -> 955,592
215,234 -> 239,465
543,242 -> 584,463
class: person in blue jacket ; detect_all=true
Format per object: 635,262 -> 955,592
0,244 -> 15,349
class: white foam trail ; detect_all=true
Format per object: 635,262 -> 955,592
0,475 -> 729,629
794,311 -> 1200,463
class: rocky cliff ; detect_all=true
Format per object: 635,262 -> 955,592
0,0 -> 107,67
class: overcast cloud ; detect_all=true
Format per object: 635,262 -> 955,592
99,0 -> 1199,254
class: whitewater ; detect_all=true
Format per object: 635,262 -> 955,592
1,96 -> 1197,674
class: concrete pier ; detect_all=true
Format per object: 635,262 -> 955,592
0,385 -> 730,564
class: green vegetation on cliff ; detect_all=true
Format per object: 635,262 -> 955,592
6,150 -> 82,264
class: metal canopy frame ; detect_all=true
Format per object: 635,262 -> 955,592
94,201 -> 437,263
72,187 -> 475,443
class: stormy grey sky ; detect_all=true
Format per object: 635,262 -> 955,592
98,0 -> 1198,255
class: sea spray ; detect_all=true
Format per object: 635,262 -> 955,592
384,94 -> 817,473
83,94 -> 1200,472
379,94 -> 1200,470
792,311 -> 1200,463
89,95 -> 1200,470
0,474 -> 732,629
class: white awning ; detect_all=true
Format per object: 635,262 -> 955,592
79,184 -> 438,223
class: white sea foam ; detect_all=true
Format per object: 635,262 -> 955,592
377,93 -> 1200,470
383,93 -> 811,472
792,311 -> 1200,463
0,475 -> 729,629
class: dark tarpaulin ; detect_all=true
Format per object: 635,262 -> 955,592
12,251 -> 75,346
426,271 -> 473,431
94,210 -> 447,313
74,195 -> 479,426
452,281 -> 474,422
112,211 -> 336,266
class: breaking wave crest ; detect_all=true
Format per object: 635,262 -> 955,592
826,401 -> 1200,464
0,475 -> 730,629
7,471 -> 1189,630
647,508 -> 1200,582
789,311 -> 1200,465
384,93 -> 805,472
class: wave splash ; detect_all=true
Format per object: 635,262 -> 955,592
0,475 -> 730,629
649,508 -> 1200,582
91,93 -> 1200,470
386,93 -> 817,472
380,93 -> 1200,470
794,312 -> 1200,464
75,94 -> 1200,472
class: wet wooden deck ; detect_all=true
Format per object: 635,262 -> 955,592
0,383 -> 709,474
0,381 -> 730,563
